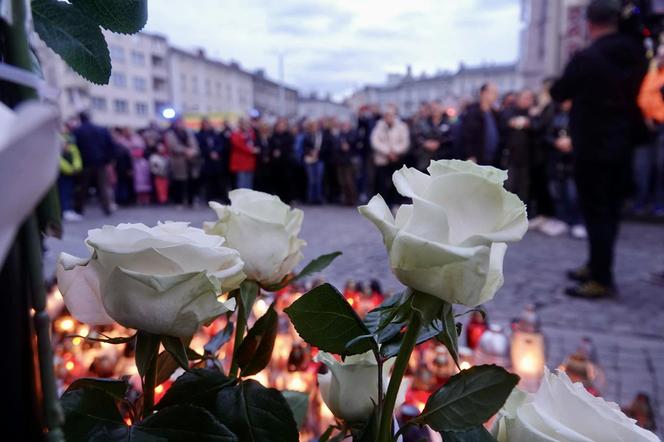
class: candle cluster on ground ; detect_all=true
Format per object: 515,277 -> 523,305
48,280 -> 617,439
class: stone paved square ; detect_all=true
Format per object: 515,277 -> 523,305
45,204 -> 664,437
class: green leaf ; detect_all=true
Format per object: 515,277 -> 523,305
293,251 -> 342,282
437,302 -> 460,367
69,0 -> 147,34
162,335 -> 190,369
363,293 -> 407,334
32,0 -> 111,84
410,290 -> 445,324
284,283 -> 372,355
204,321 -> 234,356
440,426 -> 496,442
237,304 -> 278,377
67,378 -> 128,402
281,390 -> 309,429
379,318 -> 441,359
131,404 -> 238,441
60,387 -> 127,441
156,368 -> 235,411
155,351 -> 179,386
416,365 -> 519,432
135,331 -> 161,379
212,380 -> 299,442
239,280 -> 260,321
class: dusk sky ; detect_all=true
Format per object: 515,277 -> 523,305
145,0 -> 522,99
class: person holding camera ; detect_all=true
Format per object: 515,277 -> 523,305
551,0 -> 648,299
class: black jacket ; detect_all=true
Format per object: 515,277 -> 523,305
268,131 -> 295,164
550,33 -> 647,163
461,103 -> 501,165
73,122 -> 116,167
197,129 -> 225,176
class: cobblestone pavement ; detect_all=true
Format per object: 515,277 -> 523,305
45,204 -> 664,437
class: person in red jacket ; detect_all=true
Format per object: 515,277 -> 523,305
229,118 -> 259,189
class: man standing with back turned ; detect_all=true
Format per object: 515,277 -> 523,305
551,0 -> 648,298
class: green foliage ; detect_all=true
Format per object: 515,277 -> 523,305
415,365 -> 519,432
281,390 -> 309,429
69,0 -> 147,34
135,331 -> 160,379
239,280 -> 260,321
67,378 -> 128,402
440,426 -> 497,442
437,302 -> 460,367
31,0 -> 147,84
60,387 -> 127,441
156,368 -> 236,411
161,335 -> 189,370
32,0 -> 111,84
130,405 -> 238,441
284,283 -> 374,355
236,303 -> 278,377
264,251 -> 342,291
211,380 -> 299,442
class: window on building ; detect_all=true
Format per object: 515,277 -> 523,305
91,97 -> 107,111
133,76 -> 147,92
109,45 -> 125,63
154,101 -> 167,117
114,99 -> 128,113
135,102 -> 148,115
131,50 -> 146,66
152,55 -> 164,68
111,72 -> 127,88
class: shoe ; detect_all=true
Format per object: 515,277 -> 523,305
565,281 -> 616,299
528,215 -> 547,230
540,219 -> 569,236
63,210 -> 83,222
570,224 -> 587,239
567,265 -> 590,282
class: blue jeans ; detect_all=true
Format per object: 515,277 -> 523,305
306,161 -> 324,204
235,171 -> 254,189
550,176 -> 581,225
58,175 -> 75,212
634,128 -> 664,208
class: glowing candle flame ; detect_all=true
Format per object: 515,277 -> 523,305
59,318 -> 75,332
65,361 -> 75,371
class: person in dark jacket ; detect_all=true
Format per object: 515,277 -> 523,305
414,101 -> 454,171
335,120 -> 358,206
551,0 -> 648,298
72,112 -> 116,215
197,118 -> 227,203
268,118 -> 295,203
502,89 -> 536,205
461,83 -> 501,166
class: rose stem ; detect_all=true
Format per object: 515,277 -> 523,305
377,311 -> 421,442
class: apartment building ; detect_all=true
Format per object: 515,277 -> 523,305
251,69 -> 298,118
167,47 -> 253,119
36,30 -> 171,128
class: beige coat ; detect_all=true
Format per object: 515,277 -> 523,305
370,119 -> 410,166
164,129 -> 200,181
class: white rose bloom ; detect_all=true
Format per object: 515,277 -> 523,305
492,369 -> 660,442
205,189 -> 306,286
316,351 -> 408,423
56,222 -> 245,337
359,160 -> 527,306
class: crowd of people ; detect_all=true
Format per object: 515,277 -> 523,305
60,77 -> 663,238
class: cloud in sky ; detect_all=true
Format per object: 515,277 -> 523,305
144,0 -> 522,98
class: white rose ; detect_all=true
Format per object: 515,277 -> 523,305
492,369 -> 660,442
316,351 -> 408,423
57,222 -> 245,337
359,160 -> 527,306
205,189 -> 306,286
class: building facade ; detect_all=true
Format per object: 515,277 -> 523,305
347,63 -> 523,116
251,69 -> 298,118
36,31 -> 171,128
167,48 -> 254,119
297,94 -> 353,120
518,0 -> 590,89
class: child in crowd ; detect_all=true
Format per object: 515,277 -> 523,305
58,132 -> 83,221
130,142 -> 152,205
149,142 -> 170,204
